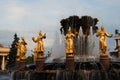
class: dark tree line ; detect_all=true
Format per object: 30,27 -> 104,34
6,33 -> 19,69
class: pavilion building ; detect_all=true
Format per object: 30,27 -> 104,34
0,46 -> 10,70
114,29 -> 120,59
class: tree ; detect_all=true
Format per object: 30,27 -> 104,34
6,33 -> 19,69
26,54 -> 34,64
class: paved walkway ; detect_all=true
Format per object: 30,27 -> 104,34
0,75 -> 11,80
0,70 -> 11,80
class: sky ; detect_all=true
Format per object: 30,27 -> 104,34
0,0 -> 120,56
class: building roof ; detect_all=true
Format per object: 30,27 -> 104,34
114,34 -> 120,39
0,47 -> 10,53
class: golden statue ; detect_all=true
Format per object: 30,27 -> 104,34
65,27 -> 77,56
16,37 -> 27,61
20,37 -> 27,60
32,31 -> 46,59
96,25 -> 112,55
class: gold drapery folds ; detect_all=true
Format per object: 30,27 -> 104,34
16,37 -> 27,61
65,27 -> 77,56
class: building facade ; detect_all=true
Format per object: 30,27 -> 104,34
0,47 -> 10,70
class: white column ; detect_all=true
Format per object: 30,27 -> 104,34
1,56 -> 5,70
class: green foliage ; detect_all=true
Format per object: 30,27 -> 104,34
26,54 -> 34,64
6,33 -> 19,69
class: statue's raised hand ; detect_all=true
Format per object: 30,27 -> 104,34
32,37 -> 35,41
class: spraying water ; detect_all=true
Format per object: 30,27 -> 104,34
74,26 -> 98,62
45,31 -> 65,63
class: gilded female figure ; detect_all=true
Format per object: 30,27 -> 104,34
96,26 -> 112,54
65,27 -> 77,55
20,37 -> 27,60
16,37 -> 27,60
32,31 -> 46,53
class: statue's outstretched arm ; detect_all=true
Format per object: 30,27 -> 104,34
105,32 -> 112,38
43,33 -> 46,39
32,37 -> 37,43
96,30 -> 99,37
22,38 -> 27,45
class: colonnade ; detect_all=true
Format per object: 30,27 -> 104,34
0,48 -> 10,70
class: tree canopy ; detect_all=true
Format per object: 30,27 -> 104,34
6,33 -> 19,69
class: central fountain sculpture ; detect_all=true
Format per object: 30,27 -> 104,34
11,15 -> 120,80
64,25 -> 112,71
60,16 -> 98,56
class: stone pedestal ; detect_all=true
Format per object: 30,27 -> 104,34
36,57 -> 44,71
15,61 -> 20,69
20,59 -> 26,68
100,54 -> 110,71
66,55 -> 74,72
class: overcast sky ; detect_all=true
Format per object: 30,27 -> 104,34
0,0 -> 120,56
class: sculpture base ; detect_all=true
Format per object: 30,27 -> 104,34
37,52 -> 44,59
15,61 -> 20,69
20,59 -> 26,69
66,55 -> 74,72
100,54 -> 110,71
36,57 -> 44,71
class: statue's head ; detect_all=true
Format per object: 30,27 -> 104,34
68,27 -> 71,33
21,37 -> 25,40
101,25 -> 105,31
39,31 -> 42,36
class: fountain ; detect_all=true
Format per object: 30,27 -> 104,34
6,15 -> 120,80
